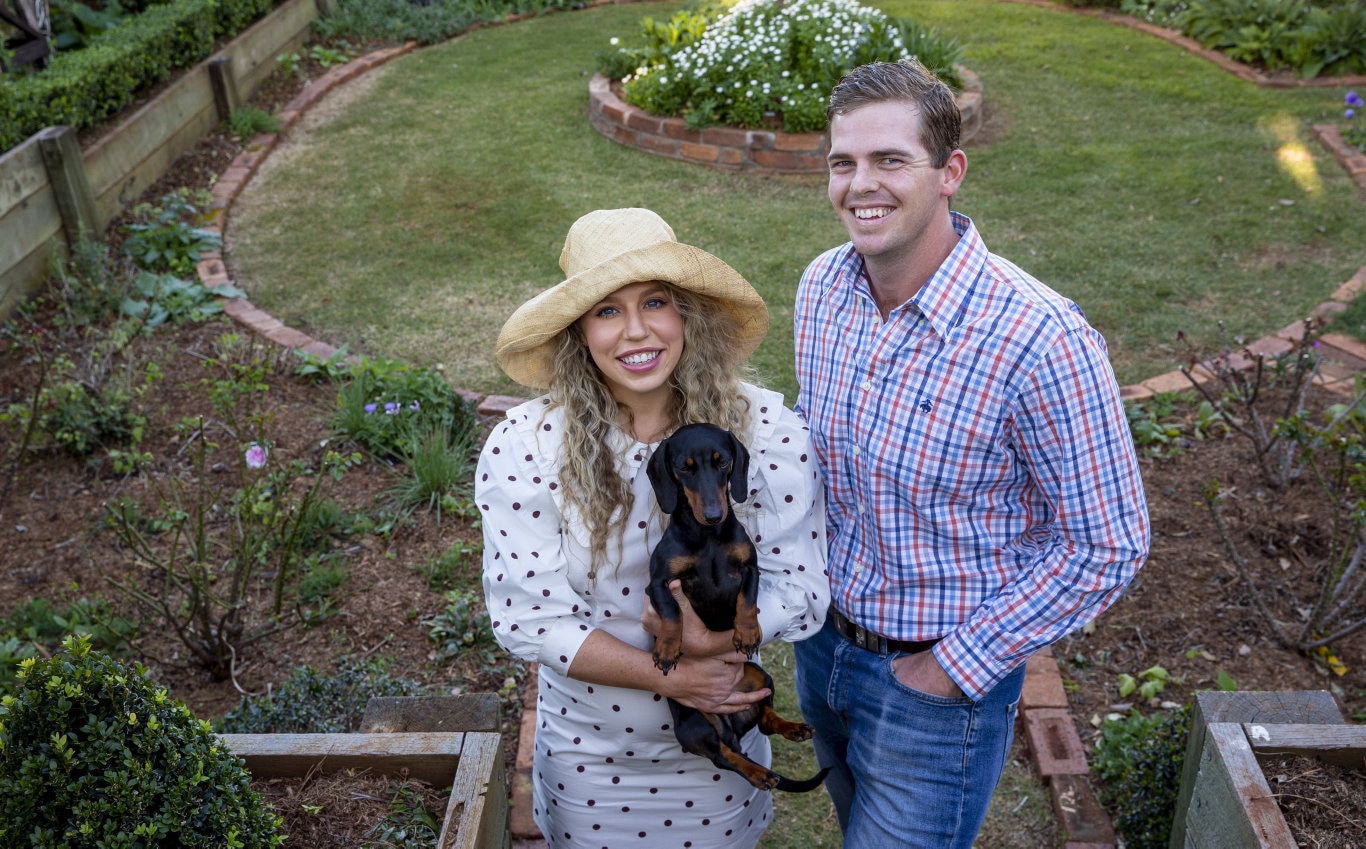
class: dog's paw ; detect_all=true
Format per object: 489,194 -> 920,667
732,623 -> 762,656
652,639 -> 683,675
789,722 -> 814,742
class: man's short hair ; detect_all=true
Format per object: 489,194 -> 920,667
827,59 -> 961,168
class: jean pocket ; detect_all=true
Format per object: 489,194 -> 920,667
883,653 -> 971,706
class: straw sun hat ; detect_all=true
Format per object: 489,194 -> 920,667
495,208 -> 770,389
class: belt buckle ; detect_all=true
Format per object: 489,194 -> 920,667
854,623 -> 882,653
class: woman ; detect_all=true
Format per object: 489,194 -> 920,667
476,208 -> 828,848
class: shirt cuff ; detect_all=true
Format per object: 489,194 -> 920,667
537,617 -> 595,676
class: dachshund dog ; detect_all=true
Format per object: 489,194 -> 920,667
646,423 -> 828,793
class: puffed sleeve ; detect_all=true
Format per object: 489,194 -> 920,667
475,409 -> 594,674
742,389 -> 829,645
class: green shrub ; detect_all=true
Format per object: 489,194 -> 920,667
329,356 -> 479,462
214,656 -> 418,734
1093,705 -> 1191,849
0,635 -> 284,846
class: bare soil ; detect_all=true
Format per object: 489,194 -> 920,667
4,29 -> 1366,847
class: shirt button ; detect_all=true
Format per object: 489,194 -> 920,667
852,445 -> 861,456
857,504 -> 865,515
861,380 -> 873,391
853,564 -> 863,574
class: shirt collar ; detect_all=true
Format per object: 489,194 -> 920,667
834,212 -> 987,340
909,211 -> 986,340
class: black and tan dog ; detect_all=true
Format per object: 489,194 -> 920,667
646,423 -> 828,793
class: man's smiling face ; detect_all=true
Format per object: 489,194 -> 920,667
826,100 -> 958,269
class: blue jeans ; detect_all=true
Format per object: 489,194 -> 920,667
794,618 -> 1024,849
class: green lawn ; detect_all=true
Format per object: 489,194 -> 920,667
227,0 -> 1366,405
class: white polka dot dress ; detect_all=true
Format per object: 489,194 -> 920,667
476,383 -> 829,848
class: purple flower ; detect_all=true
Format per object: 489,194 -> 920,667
245,442 -> 268,469
384,402 -> 400,415
1348,109 -> 1358,120
410,401 -> 421,411
364,403 -> 377,414
1347,91 -> 1364,108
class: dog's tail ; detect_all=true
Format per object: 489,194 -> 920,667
775,766 -> 831,793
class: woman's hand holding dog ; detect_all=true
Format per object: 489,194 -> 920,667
657,652 -> 767,714
642,580 -> 768,714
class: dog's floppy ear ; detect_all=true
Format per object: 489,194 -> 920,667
727,430 -> 750,504
647,440 -> 678,515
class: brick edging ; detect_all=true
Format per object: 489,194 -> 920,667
589,67 -> 984,174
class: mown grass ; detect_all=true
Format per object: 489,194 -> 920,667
227,0 -> 1366,404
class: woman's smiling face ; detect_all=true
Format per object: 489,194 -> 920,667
578,280 -> 684,410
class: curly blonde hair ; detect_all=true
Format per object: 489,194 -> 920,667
546,284 -> 757,578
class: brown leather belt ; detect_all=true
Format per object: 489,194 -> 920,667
828,606 -> 939,655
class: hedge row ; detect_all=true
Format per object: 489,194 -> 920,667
0,0 -> 275,152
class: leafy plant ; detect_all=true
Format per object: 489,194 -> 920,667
214,656 -> 417,734
424,588 -> 496,663
0,596 -> 134,654
276,50 -> 301,76
228,105 -> 282,141
328,356 -> 478,462
307,40 -> 357,67
0,635 -> 284,846
600,0 -> 963,133
49,0 -> 130,51
120,188 -> 223,277
368,779 -> 444,848
1116,665 -> 1172,702
1092,705 -> 1191,849
1126,399 -> 1183,456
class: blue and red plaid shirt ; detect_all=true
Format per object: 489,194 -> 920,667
794,213 -> 1150,700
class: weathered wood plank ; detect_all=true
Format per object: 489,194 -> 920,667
39,127 -> 99,240
229,0 -> 319,96
362,693 -> 501,733
445,731 -> 508,849
222,731 -> 468,785
85,69 -> 219,226
1169,690 -> 1342,849
0,181 -> 60,272
1182,722 -> 1296,849
1246,722 -> 1366,770
0,134 -> 49,211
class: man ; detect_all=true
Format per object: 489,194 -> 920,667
792,58 -> 1150,848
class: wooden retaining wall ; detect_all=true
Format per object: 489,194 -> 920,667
0,0 -> 321,318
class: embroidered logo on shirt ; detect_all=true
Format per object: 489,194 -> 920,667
919,400 -> 933,413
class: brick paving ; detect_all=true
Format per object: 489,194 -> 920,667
193,18 -> 1366,848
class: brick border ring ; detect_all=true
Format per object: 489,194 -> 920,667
588,66 -> 983,174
